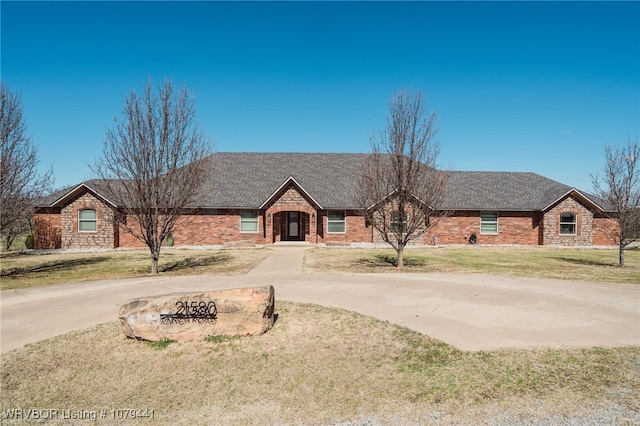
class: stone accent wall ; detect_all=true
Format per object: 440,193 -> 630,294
372,222 -> 425,245
543,197 -> 593,246
370,205 -> 426,246
61,192 -> 116,249
34,210 -> 62,249
269,186 -> 313,210
426,211 -> 542,245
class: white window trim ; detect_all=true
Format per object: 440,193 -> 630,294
480,212 -> 498,235
327,210 -> 346,234
78,209 -> 97,232
559,212 -> 577,235
240,210 -> 259,233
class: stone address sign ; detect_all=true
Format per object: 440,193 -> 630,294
119,286 -> 275,341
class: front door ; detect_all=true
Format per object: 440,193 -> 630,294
287,212 -> 301,241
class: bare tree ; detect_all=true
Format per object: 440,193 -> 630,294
93,80 -> 213,273
592,136 -> 640,267
354,90 -> 449,268
0,83 -> 53,250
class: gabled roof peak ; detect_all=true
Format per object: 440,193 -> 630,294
259,175 -> 323,210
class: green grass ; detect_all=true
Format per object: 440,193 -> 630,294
204,335 -> 242,344
304,246 -> 640,284
146,338 -> 177,350
0,233 -> 30,251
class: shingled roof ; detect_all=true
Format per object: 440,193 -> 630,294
443,171 -> 575,211
193,152 -> 367,209
36,152 -> 609,212
194,153 -> 606,211
37,179 -> 121,208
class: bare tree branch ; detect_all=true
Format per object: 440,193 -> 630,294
354,90 -> 450,268
591,135 -> 640,267
92,79 -> 213,273
0,83 -> 53,250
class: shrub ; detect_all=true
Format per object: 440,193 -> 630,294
24,233 -> 34,249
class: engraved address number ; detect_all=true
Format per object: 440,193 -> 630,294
160,300 -> 218,324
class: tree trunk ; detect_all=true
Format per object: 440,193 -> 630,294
150,246 -> 160,274
619,241 -> 625,268
3,230 -> 17,251
396,247 -> 404,269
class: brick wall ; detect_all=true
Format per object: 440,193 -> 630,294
118,209 -> 269,247
61,192 -> 116,249
593,215 -> 619,246
424,211 -> 542,245
264,185 -> 317,243
117,208 -> 374,246
317,210 -> 372,244
34,210 -> 62,249
543,197 -> 593,246
47,187 -> 617,249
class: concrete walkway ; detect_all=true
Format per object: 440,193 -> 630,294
246,243 -> 310,276
2,245 -> 639,353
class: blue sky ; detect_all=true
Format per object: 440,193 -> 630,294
2,1 -> 638,192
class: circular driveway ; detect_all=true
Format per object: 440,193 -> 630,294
2,246 -> 639,352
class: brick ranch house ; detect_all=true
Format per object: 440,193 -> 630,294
33,152 -> 618,250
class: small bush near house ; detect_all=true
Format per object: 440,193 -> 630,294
24,233 -> 34,249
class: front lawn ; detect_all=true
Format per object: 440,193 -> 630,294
0,248 -> 272,290
303,246 -> 640,284
2,302 -> 638,425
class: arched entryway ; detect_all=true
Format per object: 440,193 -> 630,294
266,207 -> 317,243
261,178 -> 320,244
273,210 -> 313,242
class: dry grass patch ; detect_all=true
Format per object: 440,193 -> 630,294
0,248 -> 272,290
303,246 -> 640,284
2,302 -> 638,425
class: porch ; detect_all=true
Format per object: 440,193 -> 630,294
266,209 -> 318,243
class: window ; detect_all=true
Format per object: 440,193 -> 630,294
240,210 -> 259,232
390,210 -> 408,234
327,211 -> 346,233
78,209 -> 97,232
559,212 -> 576,235
480,212 -> 498,234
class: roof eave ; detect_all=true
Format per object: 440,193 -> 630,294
542,188 -> 605,213
50,182 -> 118,208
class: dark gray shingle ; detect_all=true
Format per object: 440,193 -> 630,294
195,152 -> 367,208
38,152 -> 606,212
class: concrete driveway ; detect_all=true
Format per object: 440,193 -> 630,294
2,246 -> 639,352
